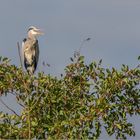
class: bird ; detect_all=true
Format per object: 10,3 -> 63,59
22,26 -> 43,74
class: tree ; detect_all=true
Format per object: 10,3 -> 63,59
0,54 -> 140,139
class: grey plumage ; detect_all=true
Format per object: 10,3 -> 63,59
22,26 -> 43,74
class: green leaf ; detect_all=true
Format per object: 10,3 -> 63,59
78,55 -> 84,62
31,121 -> 38,127
116,124 -> 122,130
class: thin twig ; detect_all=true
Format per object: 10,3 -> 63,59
17,42 -> 23,71
78,37 -> 91,55
9,92 -> 25,108
29,92 -> 44,112
0,98 -> 19,116
17,102 -> 25,108
26,93 -> 31,139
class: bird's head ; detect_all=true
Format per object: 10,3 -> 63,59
28,26 -> 44,38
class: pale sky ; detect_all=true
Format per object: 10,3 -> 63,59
0,0 -> 140,139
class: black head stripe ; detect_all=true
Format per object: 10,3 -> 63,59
28,27 -> 34,31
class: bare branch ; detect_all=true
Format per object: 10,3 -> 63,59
17,42 -> 23,71
0,98 -> 19,117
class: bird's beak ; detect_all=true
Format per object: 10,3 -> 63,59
35,28 -> 44,35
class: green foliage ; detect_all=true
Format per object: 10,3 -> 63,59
0,55 -> 140,139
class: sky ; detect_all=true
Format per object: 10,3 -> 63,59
0,0 -> 140,139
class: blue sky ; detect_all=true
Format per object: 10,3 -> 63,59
0,0 -> 140,139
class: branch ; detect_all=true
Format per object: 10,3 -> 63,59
29,92 -> 44,112
9,92 -> 25,108
0,98 -> 19,117
17,42 -> 23,71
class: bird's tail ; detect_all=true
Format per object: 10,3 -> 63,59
27,66 -> 35,75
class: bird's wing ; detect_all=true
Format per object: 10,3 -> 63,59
34,40 -> 39,70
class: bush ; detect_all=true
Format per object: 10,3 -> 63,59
0,55 -> 140,139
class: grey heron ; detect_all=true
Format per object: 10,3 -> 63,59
22,26 -> 43,74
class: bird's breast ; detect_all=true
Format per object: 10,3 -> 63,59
24,47 -> 35,64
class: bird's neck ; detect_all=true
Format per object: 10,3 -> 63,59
28,32 -> 37,40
